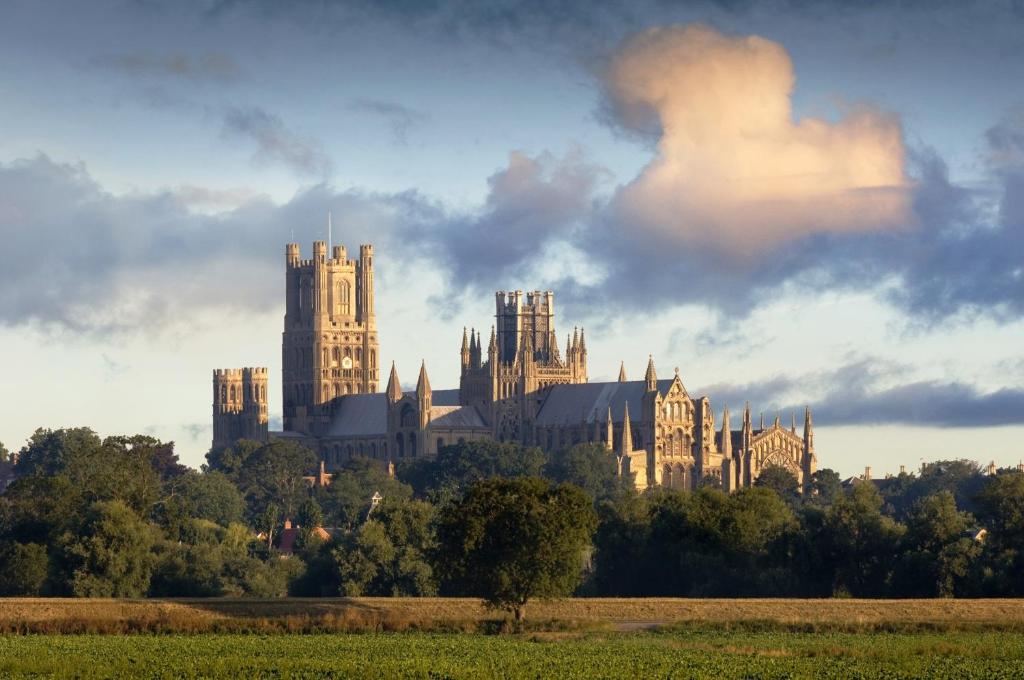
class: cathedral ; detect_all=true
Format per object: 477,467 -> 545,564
213,239 -> 817,492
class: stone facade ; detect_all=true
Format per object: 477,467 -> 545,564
212,238 -> 817,492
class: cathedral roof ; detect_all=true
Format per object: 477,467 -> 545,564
535,379 -> 676,426
429,404 -> 486,428
325,393 -> 387,436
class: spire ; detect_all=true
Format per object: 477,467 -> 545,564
791,411 -> 797,433
618,361 -> 627,382
621,401 -> 634,454
386,362 -> 402,402
489,325 -> 497,351
572,326 -> 579,352
644,355 -> 657,392
460,327 -> 470,371
578,327 -> 586,353
605,406 -> 614,451
774,412 -> 780,428
566,332 -> 572,359
416,360 -> 431,397
720,405 -> 732,457
759,412 -> 765,430
803,406 -> 814,455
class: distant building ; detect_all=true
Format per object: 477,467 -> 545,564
212,238 -> 817,492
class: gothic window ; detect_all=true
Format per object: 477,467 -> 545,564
332,347 -> 340,365
356,348 -> 362,363
336,280 -> 351,316
396,434 -> 404,458
400,404 -> 416,428
409,432 -> 417,457
220,385 -> 227,402
370,350 -> 376,367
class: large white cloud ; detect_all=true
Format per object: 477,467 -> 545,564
604,24 -> 913,254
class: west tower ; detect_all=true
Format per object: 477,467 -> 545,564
282,240 -> 379,434
212,367 -> 268,449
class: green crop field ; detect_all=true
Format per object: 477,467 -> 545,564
1,629 -> 1023,679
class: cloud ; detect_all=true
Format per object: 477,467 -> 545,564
699,358 -> 1024,428
406,148 -> 608,290
348,99 -> 428,145
221,107 -> 334,177
90,51 -> 243,84
0,154 -> 432,334
601,24 -> 912,254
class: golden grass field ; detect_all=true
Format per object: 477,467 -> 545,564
1,597 -> 1023,634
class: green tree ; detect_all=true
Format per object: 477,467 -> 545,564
435,477 -> 596,621
0,542 -> 48,595
0,441 -> 9,462
58,500 -> 156,597
973,472 -> 1024,594
236,440 -> 317,521
399,440 -> 546,498
820,483 -> 905,596
893,491 -> 978,597
316,457 -> 413,529
807,469 -> 843,506
326,498 -> 437,597
754,465 -> 800,503
167,471 -> 246,528
204,439 -> 264,482
545,443 -> 632,502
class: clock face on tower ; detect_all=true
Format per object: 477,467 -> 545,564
341,357 -> 353,369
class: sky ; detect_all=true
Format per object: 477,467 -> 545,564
1,0 -> 1023,475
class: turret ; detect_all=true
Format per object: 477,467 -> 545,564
357,244 -> 375,323
416,360 -> 432,430
620,401 -> 634,454
618,361 -> 627,382
286,242 -> 300,267
720,405 -> 732,458
460,327 -> 470,373
471,329 -> 482,368
386,362 -> 402,403
803,406 -> 814,458
644,355 -> 657,392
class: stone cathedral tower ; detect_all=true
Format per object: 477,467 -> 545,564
282,240 -> 379,435
211,367 -> 268,449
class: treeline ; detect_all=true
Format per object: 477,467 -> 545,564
1,429 -> 1023,603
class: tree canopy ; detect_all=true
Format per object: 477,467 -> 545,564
435,477 -> 596,621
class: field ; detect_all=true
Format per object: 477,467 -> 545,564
1,599 -> 1024,678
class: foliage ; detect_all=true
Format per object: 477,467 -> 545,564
235,440 -> 317,521
435,477 -> 596,620
161,471 -> 245,533
398,440 -> 547,498
57,500 -> 156,597
342,497 -> 437,597
545,443 -> 633,502
0,541 -> 48,595
754,464 -> 801,503
316,457 -> 412,529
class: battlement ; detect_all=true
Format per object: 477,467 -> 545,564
213,366 -> 267,379
495,289 -> 554,313
287,241 -> 365,269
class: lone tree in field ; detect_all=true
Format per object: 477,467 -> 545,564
435,477 -> 596,622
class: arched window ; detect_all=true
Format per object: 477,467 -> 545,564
220,385 -> 227,402
371,443 -> 378,458
356,348 -> 362,363
400,404 -> 416,428
396,434 -> 404,458
370,350 -> 376,367
409,432 -> 417,457
336,280 -> 351,316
